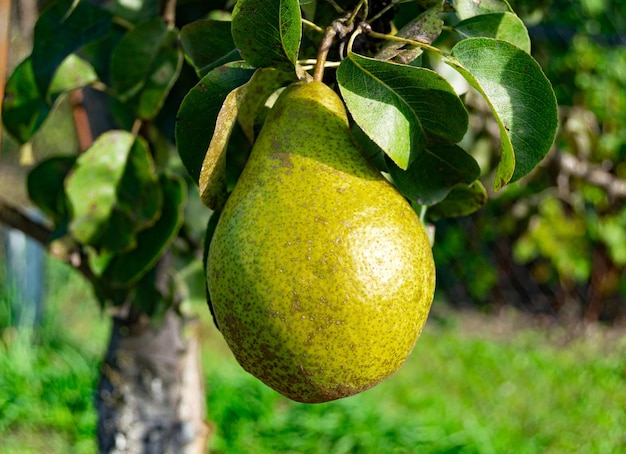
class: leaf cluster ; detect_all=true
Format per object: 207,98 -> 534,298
2,0 -> 189,313
175,0 -> 558,222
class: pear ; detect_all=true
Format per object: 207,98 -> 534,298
207,80 -> 435,403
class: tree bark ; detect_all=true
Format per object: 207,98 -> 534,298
96,308 -> 211,453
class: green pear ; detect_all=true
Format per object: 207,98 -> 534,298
207,80 -> 435,403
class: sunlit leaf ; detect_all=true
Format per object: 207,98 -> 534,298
376,4 -> 444,64
49,54 -> 99,100
31,0 -> 111,97
198,85 -> 247,211
446,38 -> 558,189
2,53 -> 99,143
175,63 -> 256,182
452,0 -> 511,21
66,130 -> 162,253
455,12 -> 531,53
337,53 -> 468,169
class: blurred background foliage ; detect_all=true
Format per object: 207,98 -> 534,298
434,0 -> 626,324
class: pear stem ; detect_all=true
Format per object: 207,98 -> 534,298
313,26 -> 338,82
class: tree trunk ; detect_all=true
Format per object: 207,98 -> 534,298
96,308 -> 212,453
79,73 -> 212,453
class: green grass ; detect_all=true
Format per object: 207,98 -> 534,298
202,311 -> 626,454
1,258 -> 625,453
0,258 -> 108,454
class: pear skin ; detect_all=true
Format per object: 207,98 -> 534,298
207,81 -> 435,403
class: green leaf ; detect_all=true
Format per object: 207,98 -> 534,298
337,53 -> 468,169
452,0 -> 511,21
199,85 -> 247,211
455,12 -> 531,53
427,181 -> 488,220
388,145 -> 481,205
376,4 -> 444,64
237,68 -> 296,142
196,68 -> 295,210
31,0 -> 111,97
446,38 -> 558,189
231,0 -> 301,69
66,131 -> 162,253
180,20 -> 241,78
80,22 -> 127,83
110,17 -> 182,119
48,54 -> 99,100
27,156 -> 76,223
2,58 -> 49,143
175,63 -> 256,182
97,174 -> 186,288
2,53 -> 97,143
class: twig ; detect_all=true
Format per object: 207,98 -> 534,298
368,0 -> 398,23
69,89 -> 94,152
0,199 -> 51,245
159,0 -> 176,28
556,151 -> 626,199
313,16 -> 357,81
0,198 -> 96,282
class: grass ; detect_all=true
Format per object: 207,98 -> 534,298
1,258 -> 626,453
0,257 -> 107,453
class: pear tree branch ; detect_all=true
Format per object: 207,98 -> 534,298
313,14 -> 359,82
159,0 -> 177,28
556,151 -> 626,199
0,198 -> 96,282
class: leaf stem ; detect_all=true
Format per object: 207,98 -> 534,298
346,0 -> 367,25
325,0 -> 345,14
302,18 -> 324,34
345,26 -> 363,55
367,0 -> 398,23
418,204 -> 428,224
367,30 -> 444,55
131,119 -> 143,137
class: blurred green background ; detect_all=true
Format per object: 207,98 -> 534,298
2,0 -> 626,452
